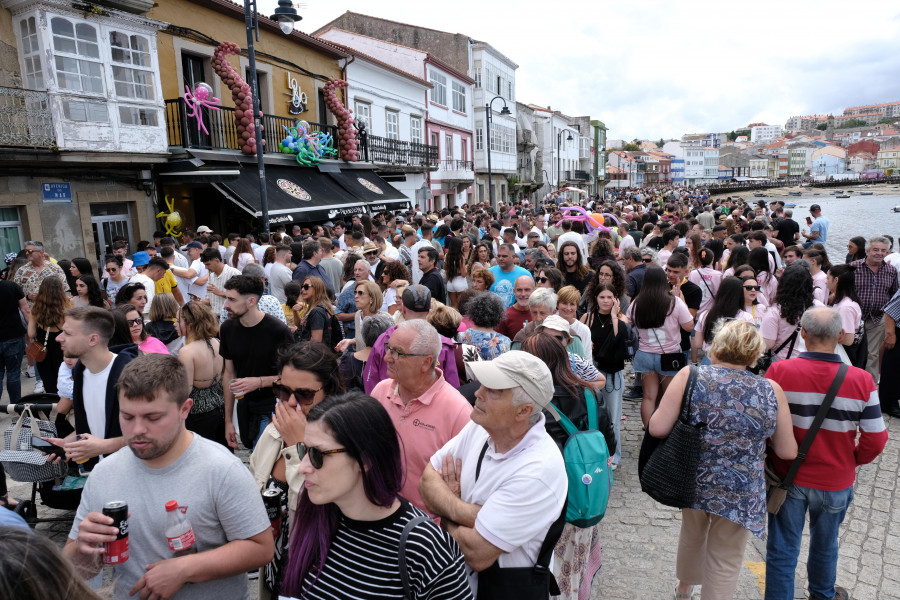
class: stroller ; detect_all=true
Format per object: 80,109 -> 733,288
0,393 -> 83,526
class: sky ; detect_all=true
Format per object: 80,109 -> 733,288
256,0 -> 900,141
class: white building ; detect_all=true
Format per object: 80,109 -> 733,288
683,147 -> 719,185
750,124 -> 782,144
472,41 -> 518,207
315,28 -> 475,210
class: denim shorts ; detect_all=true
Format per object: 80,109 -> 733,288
632,349 -> 681,377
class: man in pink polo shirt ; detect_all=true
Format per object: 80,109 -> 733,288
370,319 -> 472,516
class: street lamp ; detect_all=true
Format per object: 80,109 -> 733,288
484,95 -> 510,209
245,0 -> 301,232
557,128 -> 574,189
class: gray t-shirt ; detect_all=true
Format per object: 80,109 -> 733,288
269,262 -> 293,304
70,434 -> 270,599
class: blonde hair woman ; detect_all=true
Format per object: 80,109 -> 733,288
650,320 -> 797,599
146,292 -> 183,355
295,277 -> 336,344
334,279 -> 383,353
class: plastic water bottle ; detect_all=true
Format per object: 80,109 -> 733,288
165,500 -> 198,557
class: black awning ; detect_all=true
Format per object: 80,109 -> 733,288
367,199 -> 412,214
327,168 -> 409,203
213,165 -> 367,225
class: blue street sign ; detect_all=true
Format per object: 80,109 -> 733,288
42,182 -> 72,202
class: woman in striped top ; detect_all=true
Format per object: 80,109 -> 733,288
281,392 -> 473,600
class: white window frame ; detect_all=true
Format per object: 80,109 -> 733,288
50,16 -> 104,96
410,116 -> 422,144
355,101 -> 371,132
385,109 -> 399,140
109,30 -> 154,102
0,207 -> 24,258
429,70 -> 447,106
475,121 -> 483,151
451,81 -> 466,113
19,16 -> 44,90
445,134 -> 453,160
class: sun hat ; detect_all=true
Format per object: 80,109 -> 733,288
131,251 -> 150,267
537,314 -> 574,343
465,351 -> 559,417
362,241 -> 380,255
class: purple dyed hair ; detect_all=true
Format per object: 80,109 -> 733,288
280,392 -> 403,596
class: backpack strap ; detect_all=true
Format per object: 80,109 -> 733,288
547,401 -> 578,437
584,388 -> 598,431
399,514 -> 431,600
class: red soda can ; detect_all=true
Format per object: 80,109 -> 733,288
103,501 -> 129,565
262,489 -> 283,539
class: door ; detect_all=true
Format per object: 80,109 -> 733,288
182,54 -> 212,148
91,203 -> 134,267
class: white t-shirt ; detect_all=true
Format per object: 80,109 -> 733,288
253,244 -> 270,263
430,417 -> 567,595
884,252 -> 900,271
128,273 -> 155,315
409,240 -> 433,284
82,353 -> 117,443
618,234 -> 636,259
556,231 -> 588,265
187,259 -> 208,300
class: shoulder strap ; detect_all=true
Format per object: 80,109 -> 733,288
584,388 -> 598,431
774,325 -> 801,355
782,363 -> 848,487
399,514 -> 431,600
474,441 -> 489,481
547,401 -> 579,437
680,365 -> 699,420
535,498 -> 568,575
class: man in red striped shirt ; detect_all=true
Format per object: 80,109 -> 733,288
764,307 -> 887,600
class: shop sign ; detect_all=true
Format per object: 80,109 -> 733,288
285,72 -> 308,115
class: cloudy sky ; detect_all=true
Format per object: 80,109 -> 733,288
259,0 -> 900,141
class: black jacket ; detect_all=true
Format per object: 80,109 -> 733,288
72,343 -> 140,468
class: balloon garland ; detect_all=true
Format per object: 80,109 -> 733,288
183,83 -> 221,136
279,121 -> 337,166
322,79 -> 360,162
212,41 -> 261,155
155,195 -> 183,238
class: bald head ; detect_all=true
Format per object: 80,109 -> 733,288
513,275 -> 535,309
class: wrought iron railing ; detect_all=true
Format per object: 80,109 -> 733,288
364,134 -> 439,167
439,159 -> 474,171
564,169 -> 591,181
0,86 -> 55,148
164,98 -> 337,154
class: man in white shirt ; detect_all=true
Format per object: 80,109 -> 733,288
530,214 -> 550,245
269,245 -> 293,303
201,248 -> 240,321
170,241 -> 208,300
253,232 -> 271,263
420,351 -> 567,595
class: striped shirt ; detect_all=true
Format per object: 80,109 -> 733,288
851,258 -> 899,322
766,353 -> 887,491
293,500 -> 473,600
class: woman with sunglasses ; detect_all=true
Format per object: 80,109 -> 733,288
335,257 -> 369,340
295,277 -> 337,345
692,277 -> 755,365
176,301 -> 227,447
534,266 -> 564,293
280,392 -> 471,600
250,342 -> 345,600
738,271 -> 768,328
334,280 -> 384,354
112,303 -> 168,355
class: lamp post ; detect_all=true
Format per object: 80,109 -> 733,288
484,95 -> 510,209
245,0 -> 300,232
556,128 -> 574,189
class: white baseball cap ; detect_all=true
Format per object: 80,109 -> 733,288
465,351 -> 560,419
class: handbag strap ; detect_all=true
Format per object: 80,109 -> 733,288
781,363 -> 848,487
679,365 -> 699,421
9,405 -> 41,446
773,325 -> 800,356
399,514 -> 431,600
42,327 -> 50,350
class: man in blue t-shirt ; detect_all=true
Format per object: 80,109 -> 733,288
802,204 -> 829,248
489,243 -> 533,308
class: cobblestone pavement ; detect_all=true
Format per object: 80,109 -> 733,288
4,370 -> 899,600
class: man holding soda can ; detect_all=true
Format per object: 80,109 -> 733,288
63,354 -> 273,599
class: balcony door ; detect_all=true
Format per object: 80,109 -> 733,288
182,53 -> 211,147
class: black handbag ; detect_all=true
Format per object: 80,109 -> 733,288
659,352 -> 687,372
639,365 -> 706,508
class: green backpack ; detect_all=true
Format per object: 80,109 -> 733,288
548,389 -> 613,527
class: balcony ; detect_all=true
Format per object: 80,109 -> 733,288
165,97 -> 337,155
362,134 -> 439,170
435,159 -> 474,182
0,86 -> 54,149
564,169 -> 591,182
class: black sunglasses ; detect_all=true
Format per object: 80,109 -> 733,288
296,442 -> 348,469
743,285 -> 761,291
535,276 -> 549,283
354,290 -> 367,296
301,284 -> 311,290
126,317 -> 143,326
273,381 -> 322,405
642,258 -> 653,263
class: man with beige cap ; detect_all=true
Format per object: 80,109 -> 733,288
420,351 -> 567,596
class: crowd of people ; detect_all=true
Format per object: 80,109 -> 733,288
0,188 -> 893,600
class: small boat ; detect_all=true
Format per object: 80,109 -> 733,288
861,191 -> 873,196
836,194 -> 851,199
832,190 -> 843,194
785,203 -> 797,208
788,191 -> 802,196
753,192 -> 767,197
894,206 -> 900,213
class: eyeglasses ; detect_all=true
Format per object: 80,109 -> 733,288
597,272 -> 613,279
354,290 -> 367,296
535,276 -> 549,283
386,345 -> 431,360
126,317 -> 143,327
24,249 -> 35,255
642,258 -> 653,263
296,443 -> 347,469
107,268 -> 119,273
743,285 -> 761,291
273,381 -> 323,405
301,284 -> 311,290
